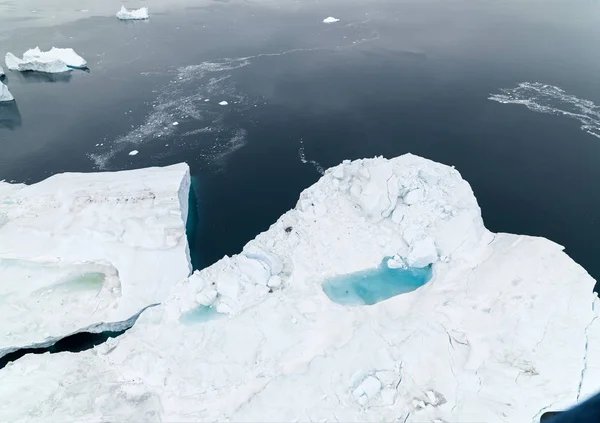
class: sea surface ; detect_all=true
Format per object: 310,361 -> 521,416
1,0 -> 600,285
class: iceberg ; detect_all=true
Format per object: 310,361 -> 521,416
5,47 -> 86,73
323,16 -> 341,23
116,6 -> 149,20
0,154 -> 598,423
0,164 -> 191,357
0,80 -> 13,102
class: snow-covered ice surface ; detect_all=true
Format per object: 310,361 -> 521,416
0,154 -> 598,422
323,16 -> 341,23
489,82 -> 600,139
0,164 -> 191,357
5,47 -> 86,73
0,80 -> 13,102
116,6 -> 149,20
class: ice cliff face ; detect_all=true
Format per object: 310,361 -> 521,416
0,155 -> 598,422
0,164 -> 191,357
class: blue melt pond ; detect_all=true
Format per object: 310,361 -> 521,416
179,305 -> 222,324
322,258 -> 433,306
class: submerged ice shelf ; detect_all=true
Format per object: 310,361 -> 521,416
322,258 -> 432,305
0,154 -> 598,423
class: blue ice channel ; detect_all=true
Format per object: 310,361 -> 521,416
322,257 -> 433,306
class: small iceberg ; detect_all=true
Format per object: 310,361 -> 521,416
323,16 -> 340,23
5,47 -> 87,73
0,80 -> 14,102
116,6 -> 149,20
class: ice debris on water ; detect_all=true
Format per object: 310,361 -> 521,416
323,17 -> 340,23
5,47 -> 86,73
116,6 -> 149,20
219,101 -> 228,106
128,150 -> 139,156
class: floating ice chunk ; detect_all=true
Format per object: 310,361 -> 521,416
5,47 -> 86,73
5,52 -> 69,73
128,150 -> 139,156
116,6 -> 149,20
172,122 -> 179,126
219,101 -> 228,106
323,16 -> 340,23
0,81 -> 13,102
406,237 -> 438,268
22,47 -> 87,69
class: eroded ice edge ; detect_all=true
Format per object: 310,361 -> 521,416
1,154 -> 599,423
489,82 -> 600,138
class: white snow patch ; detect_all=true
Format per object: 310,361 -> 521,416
0,154 -> 596,423
116,6 -> 149,20
323,16 -> 341,23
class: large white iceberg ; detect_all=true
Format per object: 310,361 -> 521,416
0,154 -> 598,422
5,47 -> 86,73
116,6 -> 149,20
0,164 -> 191,356
0,80 -> 13,102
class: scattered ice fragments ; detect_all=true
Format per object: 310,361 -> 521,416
0,80 -> 14,102
128,150 -> 139,156
323,16 -> 340,23
218,101 -> 228,106
116,6 -> 149,20
5,47 -> 87,73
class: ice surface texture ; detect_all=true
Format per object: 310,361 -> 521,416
0,154 -> 598,423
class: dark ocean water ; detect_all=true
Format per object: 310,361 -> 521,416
1,0 -> 600,285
